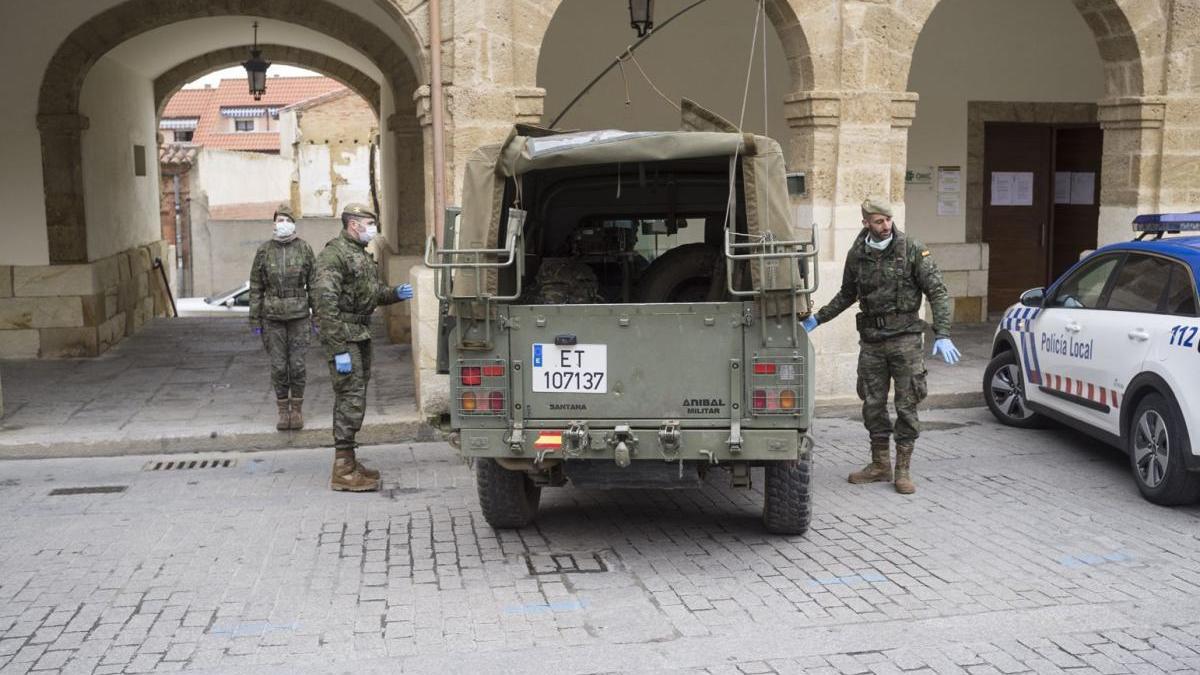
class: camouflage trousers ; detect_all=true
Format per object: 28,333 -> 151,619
856,332 -> 929,443
262,318 -> 310,399
328,339 -> 373,451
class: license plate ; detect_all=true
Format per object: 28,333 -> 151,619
531,343 -> 607,393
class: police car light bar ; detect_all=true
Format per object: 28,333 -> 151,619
1132,212 -> 1200,233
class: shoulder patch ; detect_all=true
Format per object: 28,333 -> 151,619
921,249 -> 931,257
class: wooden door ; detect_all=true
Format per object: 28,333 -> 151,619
983,124 -> 1053,312
1050,126 -> 1102,281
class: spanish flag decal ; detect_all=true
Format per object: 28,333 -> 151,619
533,432 -> 563,451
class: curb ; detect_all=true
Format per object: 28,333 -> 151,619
2,392 -> 984,460
814,391 -> 984,418
0,417 -> 442,460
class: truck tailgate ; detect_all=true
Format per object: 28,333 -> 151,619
505,303 -> 743,421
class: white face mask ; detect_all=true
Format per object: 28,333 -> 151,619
358,224 -> 378,244
273,219 -> 296,239
865,234 -> 893,251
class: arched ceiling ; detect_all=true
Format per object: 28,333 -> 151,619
103,17 -> 384,85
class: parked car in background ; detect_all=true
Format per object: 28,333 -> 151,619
983,213 -> 1200,506
175,281 -> 251,317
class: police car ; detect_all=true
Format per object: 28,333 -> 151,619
984,213 -> 1200,505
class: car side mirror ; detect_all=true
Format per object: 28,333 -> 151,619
1019,287 -> 1045,308
223,297 -> 236,307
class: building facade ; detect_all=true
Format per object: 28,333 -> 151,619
0,0 -> 1196,408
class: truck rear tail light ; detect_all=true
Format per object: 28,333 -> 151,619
482,365 -> 505,377
752,390 -> 767,410
488,391 -> 505,411
750,356 -> 804,415
778,389 -> 797,410
461,391 -> 478,411
460,366 -> 482,386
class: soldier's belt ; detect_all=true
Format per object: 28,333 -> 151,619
338,312 -> 373,325
856,310 -> 920,330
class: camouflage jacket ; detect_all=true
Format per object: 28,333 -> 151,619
248,238 -> 316,323
814,228 -> 952,342
312,231 -> 399,357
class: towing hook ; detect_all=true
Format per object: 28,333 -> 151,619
605,424 -> 638,468
614,441 -> 631,468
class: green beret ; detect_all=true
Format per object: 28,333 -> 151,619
861,196 -> 894,219
341,203 -> 377,220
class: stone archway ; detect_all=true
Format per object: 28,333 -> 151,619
154,45 -> 382,119
37,0 -> 427,264
895,0 -> 1163,99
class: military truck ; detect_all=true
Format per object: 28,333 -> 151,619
426,110 -> 819,534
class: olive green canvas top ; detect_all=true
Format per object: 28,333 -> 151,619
454,102 -> 795,299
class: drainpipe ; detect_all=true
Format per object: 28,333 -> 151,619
430,0 -> 447,245
172,173 -> 186,296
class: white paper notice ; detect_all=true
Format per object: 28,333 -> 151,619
937,193 -> 961,216
938,166 -> 961,193
991,172 -> 1014,206
1055,172 -> 1072,204
1070,172 -> 1095,205
1012,172 -> 1034,206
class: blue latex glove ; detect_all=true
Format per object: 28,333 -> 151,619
932,338 -> 961,365
311,320 -> 319,335
801,316 -> 819,332
395,283 -> 413,301
252,325 -> 263,336
334,352 -> 352,374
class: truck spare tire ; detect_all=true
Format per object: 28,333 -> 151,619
636,243 -> 723,303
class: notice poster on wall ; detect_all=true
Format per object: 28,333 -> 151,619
937,193 -> 961,216
991,171 -> 1034,206
1070,172 -> 1096,205
938,166 -> 961,193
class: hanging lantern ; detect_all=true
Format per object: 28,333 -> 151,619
629,0 -> 655,38
242,21 -> 271,101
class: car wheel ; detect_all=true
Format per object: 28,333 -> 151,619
1128,393 -> 1200,506
983,350 -> 1047,428
475,458 -> 541,528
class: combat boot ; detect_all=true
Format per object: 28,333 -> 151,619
288,397 -> 304,430
894,441 -> 916,494
848,438 -> 893,484
330,450 -> 380,492
275,398 -> 290,431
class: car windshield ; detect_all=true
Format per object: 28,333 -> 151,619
204,283 -> 249,305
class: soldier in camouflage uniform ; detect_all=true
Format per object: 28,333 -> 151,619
313,203 -> 413,492
249,204 -> 316,431
802,197 -> 960,494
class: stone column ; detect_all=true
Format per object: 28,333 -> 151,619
36,113 -> 89,265
783,89 -> 919,402
1096,96 -> 1165,245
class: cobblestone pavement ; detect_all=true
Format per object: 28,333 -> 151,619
2,407 -> 1199,674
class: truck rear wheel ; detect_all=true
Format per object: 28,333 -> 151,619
475,458 -> 541,528
762,454 -> 812,536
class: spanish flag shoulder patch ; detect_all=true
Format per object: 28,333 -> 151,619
921,249 -> 931,257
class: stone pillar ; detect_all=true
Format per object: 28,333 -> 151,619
1097,96 -> 1165,246
36,113 -> 90,264
783,90 -> 919,402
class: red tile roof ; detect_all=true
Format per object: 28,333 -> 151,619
161,76 -> 345,153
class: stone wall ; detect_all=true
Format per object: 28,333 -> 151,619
0,241 -> 172,358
